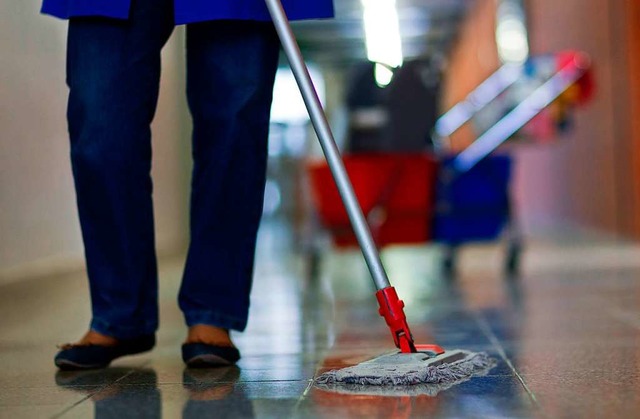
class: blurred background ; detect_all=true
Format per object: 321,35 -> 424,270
2,0 -> 640,282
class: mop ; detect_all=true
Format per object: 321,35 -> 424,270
265,0 -> 496,388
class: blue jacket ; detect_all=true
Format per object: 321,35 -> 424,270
41,0 -> 334,24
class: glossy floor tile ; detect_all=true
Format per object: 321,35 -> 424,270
1,219 -> 640,418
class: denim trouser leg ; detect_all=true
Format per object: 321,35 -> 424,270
179,21 -> 280,331
67,1 -> 174,339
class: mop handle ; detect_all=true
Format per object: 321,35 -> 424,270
265,0 -> 391,291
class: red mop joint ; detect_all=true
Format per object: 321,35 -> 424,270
376,287 -> 445,355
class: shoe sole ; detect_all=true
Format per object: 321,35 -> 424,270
55,346 -> 154,371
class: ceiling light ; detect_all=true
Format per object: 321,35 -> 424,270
361,0 -> 403,72
374,63 -> 394,87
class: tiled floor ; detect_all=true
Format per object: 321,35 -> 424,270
1,219 -> 640,418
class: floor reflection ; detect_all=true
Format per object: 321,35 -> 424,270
55,367 -> 254,419
55,368 -> 161,419
182,367 -> 253,419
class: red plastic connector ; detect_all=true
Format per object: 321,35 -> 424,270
376,287 -> 446,355
375,287 -> 417,353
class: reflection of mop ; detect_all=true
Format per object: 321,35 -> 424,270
265,0 -> 495,387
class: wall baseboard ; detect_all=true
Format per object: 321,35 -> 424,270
0,236 -> 188,287
0,253 -> 86,286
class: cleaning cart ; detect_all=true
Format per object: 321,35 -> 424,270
307,51 -> 594,276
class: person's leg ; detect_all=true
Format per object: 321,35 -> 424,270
66,0 -> 174,341
179,20 -> 280,341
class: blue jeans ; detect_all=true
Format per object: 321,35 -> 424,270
67,0 -> 280,339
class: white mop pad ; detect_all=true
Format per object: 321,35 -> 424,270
315,350 -> 495,388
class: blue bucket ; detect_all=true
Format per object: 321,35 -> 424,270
433,155 -> 512,244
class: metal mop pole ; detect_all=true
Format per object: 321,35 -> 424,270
264,0 -> 390,291
265,0 -> 444,354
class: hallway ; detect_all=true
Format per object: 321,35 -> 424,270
1,220 -> 639,418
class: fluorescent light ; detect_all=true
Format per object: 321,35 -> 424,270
361,0 -> 403,70
497,17 -> 529,63
496,0 -> 530,64
374,63 -> 394,87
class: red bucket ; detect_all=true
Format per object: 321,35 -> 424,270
307,154 -> 439,247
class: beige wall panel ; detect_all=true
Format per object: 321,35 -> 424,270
0,2 -> 190,282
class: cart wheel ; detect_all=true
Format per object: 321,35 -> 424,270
443,245 -> 457,278
505,242 -> 521,277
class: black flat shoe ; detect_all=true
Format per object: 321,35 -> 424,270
55,335 -> 156,370
182,343 -> 240,368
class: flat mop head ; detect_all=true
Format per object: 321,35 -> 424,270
315,349 -> 495,389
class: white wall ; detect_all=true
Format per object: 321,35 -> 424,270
0,2 -> 191,282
